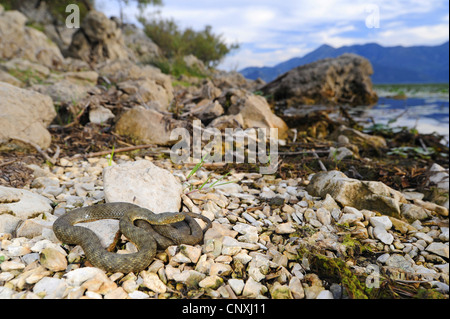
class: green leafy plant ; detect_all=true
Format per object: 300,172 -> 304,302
363,120 -> 419,137
107,145 -> 115,166
150,56 -> 207,78
183,153 -> 236,194
7,68 -> 46,85
139,14 -> 239,68
330,148 -> 342,165
387,146 -> 436,159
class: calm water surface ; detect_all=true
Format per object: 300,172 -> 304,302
351,94 -> 449,144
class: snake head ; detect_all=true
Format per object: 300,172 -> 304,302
153,212 -> 186,224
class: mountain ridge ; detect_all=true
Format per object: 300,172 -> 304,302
240,41 -> 449,84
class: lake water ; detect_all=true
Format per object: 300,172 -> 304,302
351,90 -> 449,144
281,86 -> 449,144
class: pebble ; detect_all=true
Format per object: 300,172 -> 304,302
221,237 -> 242,256
275,222 -> 296,234
369,216 -> 392,230
434,263 -> 449,274
7,245 -> 31,257
373,226 -> 394,245
304,285 -> 324,299
343,206 -> 364,219
199,275 -> 224,289
331,208 -> 342,222
233,223 -> 259,243
270,282 -> 293,299
179,245 -> 202,264
377,253 -> 390,263
40,247 -> 67,272
242,212 -> 260,226
141,271 -> 167,294
1,156 -> 448,300
439,227 -> 449,242
171,252 -> 192,264
210,263 -> 232,277
414,232 -> 434,244
233,251 -> 252,265
248,267 -> 266,282
385,254 -> 415,273
1,260 -> 26,272
104,287 -> 128,299
228,279 -> 245,295
288,277 -> 305,299
316,208 -> 332,226
121,278 -> 139,293
173,270 -> 206,289
242,277 -> 268,298
426,243 -> 449,259
81,273 -> 117,295
338,213 -> 362,225
316,290 -> 334,299
432,281 -> 449,294
128,291 -> 150,299
33,277 -> 68,299
0,287 -> 15,299
64,267 -> 106,286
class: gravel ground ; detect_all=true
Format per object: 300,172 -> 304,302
0,155 -> 448,299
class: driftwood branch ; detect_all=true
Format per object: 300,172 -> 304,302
0,160 -> 16,168
70,144 -> 158,160
312,150 -> 328,172
10,136 -> 57,164
278,150 -> 330,156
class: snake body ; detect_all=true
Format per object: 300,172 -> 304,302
53,202 -> 211,273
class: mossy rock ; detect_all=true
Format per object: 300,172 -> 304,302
414,288 -> 446,299
296,246 -> 370,299
270,283 -> 293,299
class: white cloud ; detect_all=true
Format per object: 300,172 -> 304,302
221,46 -> 312,71
377,23 -> 450,46
95,0 -> 449,70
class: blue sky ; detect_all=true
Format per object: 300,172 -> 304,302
96,0 -> 449,70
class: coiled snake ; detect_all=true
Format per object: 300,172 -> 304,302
53,202 -> 212,273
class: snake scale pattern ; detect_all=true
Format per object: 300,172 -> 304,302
53,202 -> 212,273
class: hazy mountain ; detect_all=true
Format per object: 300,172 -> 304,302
240,42 -> 449,84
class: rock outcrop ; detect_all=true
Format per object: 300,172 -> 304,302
31,70 -> 99,105
262,54 -> 378,106
0,7 -> 64,69
205,89 -> 289,139
306,170 -> 408,218
115,107 -> 187,146
227,94 -> 289,138
0,82 -> 56,151
121,24 -> 161,63
67,11 -> 135,64
97,59 -> 174,112
174,74 -> 289,140
3,0 -> 77,55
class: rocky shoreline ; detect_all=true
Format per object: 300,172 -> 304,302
0,4 -> 449,299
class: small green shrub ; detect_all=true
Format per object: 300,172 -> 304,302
139,14 -> 239,68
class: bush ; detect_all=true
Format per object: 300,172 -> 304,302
150,56 -> 206,78
139,15 -> 239,68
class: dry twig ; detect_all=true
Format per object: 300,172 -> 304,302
9,136 -> 56,164
70,144 -> 158,160
0,160 -> 16,168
